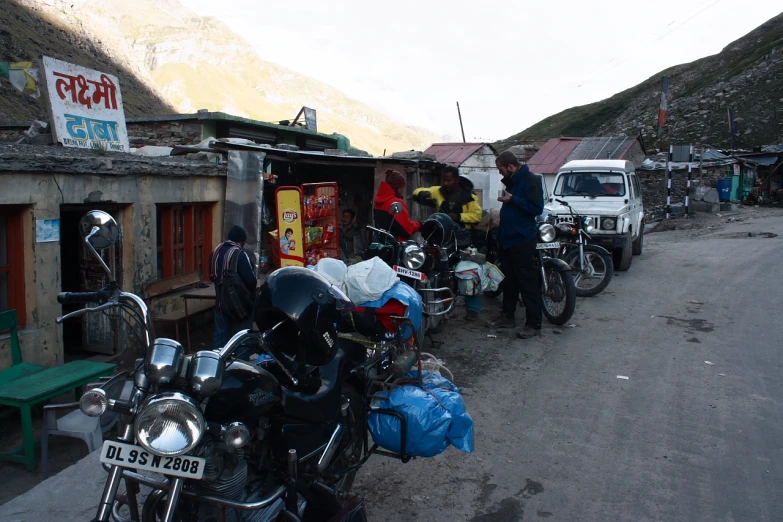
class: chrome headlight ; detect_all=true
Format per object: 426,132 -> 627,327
135,392 -> 205,456
80,388 -> 109,417
602,218 -> 616,230
402,243 -> 425,270
582,217 -> 595,233
538,224 -> 556,243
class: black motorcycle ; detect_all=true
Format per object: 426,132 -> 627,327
365,204 -> 455,335
482,218 -> 576,326
57,211 -> 426,522
549,199 -> 614,297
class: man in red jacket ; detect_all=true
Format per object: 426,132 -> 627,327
373,169 -> 421,240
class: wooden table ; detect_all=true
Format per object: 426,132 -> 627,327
0,360 -> 115,471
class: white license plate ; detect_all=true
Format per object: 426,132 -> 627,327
394,265 -> 425,281
536,242 -> 560,250
99,441 -> 205,479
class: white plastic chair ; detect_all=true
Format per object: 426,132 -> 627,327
41,374 -> 131,478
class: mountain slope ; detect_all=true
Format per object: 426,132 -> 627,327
0,0 -> 173,121
499,12 -> 783,149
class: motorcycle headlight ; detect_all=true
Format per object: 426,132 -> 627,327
402,244 -> 425,270
582,217 -> 595,233
538,224 -> 556,243
602,218 -> 616,230
135,392 -> 205,456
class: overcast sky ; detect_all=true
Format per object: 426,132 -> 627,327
182,0 -> 781,141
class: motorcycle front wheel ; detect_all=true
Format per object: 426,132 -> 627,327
564,245 -> 614,297
542,263 -> 576,326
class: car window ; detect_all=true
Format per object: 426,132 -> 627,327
554,172 -> 626,197
632,175 -> 642,201
627,176 -> 634,198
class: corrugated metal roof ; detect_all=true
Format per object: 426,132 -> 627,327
526,138 -> 582,174
700,149 -> 729,161
424,143 -> 487,167
567,137 -> 637,162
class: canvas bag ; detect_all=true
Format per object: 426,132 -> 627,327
218,247 -> 254,322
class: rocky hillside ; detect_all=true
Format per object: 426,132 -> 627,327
500,12 -> 783,150
1,0 -> 441,155
0,0 -> 173,120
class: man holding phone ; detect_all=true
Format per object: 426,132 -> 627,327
487,150 -> 544,339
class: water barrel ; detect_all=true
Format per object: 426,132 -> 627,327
717,179 -> 732,202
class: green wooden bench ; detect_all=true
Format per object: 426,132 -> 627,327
0,310 -> 115,472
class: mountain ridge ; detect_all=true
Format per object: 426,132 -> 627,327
1,0 -> 441,155
498,12 -> 783,151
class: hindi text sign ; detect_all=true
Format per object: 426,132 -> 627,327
41,56 -> 129,152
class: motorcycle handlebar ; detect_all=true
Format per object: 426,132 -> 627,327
554,198 -> 570,207
57,291 -> 101,304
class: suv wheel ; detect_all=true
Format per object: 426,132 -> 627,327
632,223 -> 644,255
614,230 -> 633,271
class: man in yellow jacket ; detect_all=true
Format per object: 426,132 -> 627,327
412,166 -> 483,228
413,166 -> 484,320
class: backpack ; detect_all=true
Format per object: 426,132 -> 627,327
218,247 -> 254,322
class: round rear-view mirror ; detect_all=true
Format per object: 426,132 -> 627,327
390,202 -> 403,215
79,210 -> 119,250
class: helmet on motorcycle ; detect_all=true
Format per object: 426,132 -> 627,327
420,213 -> 456,246
254,267 -> 355,366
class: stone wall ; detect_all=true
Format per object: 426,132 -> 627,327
0,127 -> 25,142
638,164 -> 731,220
125,121 -> 203,147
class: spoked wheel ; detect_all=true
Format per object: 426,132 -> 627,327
542,264 -> 576,326
564,245 -> 614,297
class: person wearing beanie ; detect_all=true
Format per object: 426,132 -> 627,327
373,168 -> 421,240
209,225 -> 257,354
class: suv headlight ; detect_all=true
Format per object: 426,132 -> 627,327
402,244 -> 425,270
602,218 -> 616,230
538,224 -> 556,243
135,392 -> 205,456
582,217 -> 594,233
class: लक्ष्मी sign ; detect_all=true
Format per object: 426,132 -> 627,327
41,56 -> 129,152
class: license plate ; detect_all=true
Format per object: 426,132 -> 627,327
99,440 -> 205,479
394,265 -> 425,281
536,242 -> 560,250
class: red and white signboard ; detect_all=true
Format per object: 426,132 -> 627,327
41,56 -> 129,152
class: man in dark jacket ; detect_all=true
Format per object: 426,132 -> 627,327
373,169 -> 421,240
487,151 -> 544,338
209,225 -> 257,353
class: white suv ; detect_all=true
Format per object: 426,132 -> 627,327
546,160 -> 644,271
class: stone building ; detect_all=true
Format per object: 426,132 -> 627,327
0,144 -> 226,368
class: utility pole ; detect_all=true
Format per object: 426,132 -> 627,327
456,102 -> 466,143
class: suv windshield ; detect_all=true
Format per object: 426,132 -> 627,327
554,172 -> 626,197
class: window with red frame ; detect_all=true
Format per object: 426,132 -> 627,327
156,204 -> 213,280
0,207 -> 26,328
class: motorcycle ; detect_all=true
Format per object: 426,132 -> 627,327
482,217 -> 576,326
365,203 -> 455,335
58,211 -> 427,522
549,199 -> 614,297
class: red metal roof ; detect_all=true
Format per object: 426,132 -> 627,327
526,138 -> 582,175
424,143 -> 487,167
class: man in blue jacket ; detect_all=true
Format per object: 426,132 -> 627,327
487,151 -> 544,338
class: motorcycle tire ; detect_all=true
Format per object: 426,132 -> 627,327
564,245 -> 613,298
541,263 -> 576,326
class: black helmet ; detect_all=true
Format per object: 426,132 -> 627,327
420,213 -> 456,246
254,267 -> 355,366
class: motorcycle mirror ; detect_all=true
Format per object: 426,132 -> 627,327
79,210 -> 119,250
79,210 -> 119,281
390,202 -> 403,215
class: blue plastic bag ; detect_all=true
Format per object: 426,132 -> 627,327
367,372 -> 474,457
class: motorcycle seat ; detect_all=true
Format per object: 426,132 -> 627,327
281,338 -> 366,423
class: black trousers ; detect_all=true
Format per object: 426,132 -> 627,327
499,240 -> 543,328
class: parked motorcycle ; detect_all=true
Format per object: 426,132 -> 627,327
365,203 -> 455,335
57,211 -> 428,522
548,199 -> 614,297
481,218 -> 576,326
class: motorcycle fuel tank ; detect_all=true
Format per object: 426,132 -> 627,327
205,360 -> 282,424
